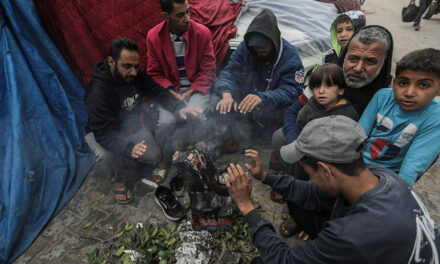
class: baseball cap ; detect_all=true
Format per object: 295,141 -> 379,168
280,115 -> 367,164
248,33 -> 270,47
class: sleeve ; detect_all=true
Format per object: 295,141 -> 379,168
213,42 -> 247,100
146,31 -> 173,89
282,99 -> 304,143
189,30 -> 216,94
138,70 -> 185,115
256,54 -> 304,107
358,90 -> 382,137
398,116 -> 440,185
263,173 -> 335,211
86,84 -> 134,158
245,207 -> 365,263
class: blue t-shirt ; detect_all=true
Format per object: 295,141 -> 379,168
359,88 -> 440,185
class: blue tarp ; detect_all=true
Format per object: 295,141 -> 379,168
0,1 -> 95,263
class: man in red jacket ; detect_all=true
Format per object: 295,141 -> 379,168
147,0 -> 216,160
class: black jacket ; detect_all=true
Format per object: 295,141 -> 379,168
85,61 -> 185,158
338,25 -> 394,115
296,96 -> 359,134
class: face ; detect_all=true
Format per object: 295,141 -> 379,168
252,42 -> 273,60
312,81 -> 344,110
163,0 -> 190,36
343,40 -> 387,88
108,49 -> 139,83
336,21 -> 354,49
301,163 -> 339,197
393,70 -> 440,111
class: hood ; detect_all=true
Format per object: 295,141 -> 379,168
338,25 -> 393,92
244,9 -> 281,58
91,60 -> 115,83
330,10 -> 366,56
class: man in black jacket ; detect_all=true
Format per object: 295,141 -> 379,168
85,37 -> 201,203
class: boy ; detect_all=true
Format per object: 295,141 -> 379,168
359,48 -> 440,185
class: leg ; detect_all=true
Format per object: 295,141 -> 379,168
287,201 -> 331,239
414,0 -> 430,29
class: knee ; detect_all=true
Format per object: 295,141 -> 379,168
271,128 -> 285,151
137,146 -> 161,165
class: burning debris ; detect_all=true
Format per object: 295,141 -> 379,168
175,221 -> 212,264
173,147 -> 235,231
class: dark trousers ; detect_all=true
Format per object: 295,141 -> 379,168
414,0 -> 433,25
287,201 -> 331,239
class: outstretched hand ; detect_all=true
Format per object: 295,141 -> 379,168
216,92 -> 237,114
244,149 -> 267,181
225,163 -> 255,216
131,140 -> 147,159
179,106 -> 203,120
238,94 -> 262,114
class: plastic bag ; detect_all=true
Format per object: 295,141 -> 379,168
402,2 -> 419,22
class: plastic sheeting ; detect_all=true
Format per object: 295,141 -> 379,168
0,1 -> 95,263
229,0 -> 339,70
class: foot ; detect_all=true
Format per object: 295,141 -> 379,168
270,189 -> 284,203
414,24 -> 421,31
279,219 -> 300,237
114,185 -> 133,204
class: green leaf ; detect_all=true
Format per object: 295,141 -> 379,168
82,222 -> 93,229
114,245 -> 125,256
93,201 -> 101,211
159,260 -> 167,264
158,251 -> 167,260
166,237 -> 177,246
226,232 -> 232,239
98,193 -> 105,200
151,226 -> 158,238
124,221 -> 134,231
168,223 -> 176,232
100,260 -> 107,264
115,231 -> 124,238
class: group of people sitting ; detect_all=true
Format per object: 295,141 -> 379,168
84,0 -> 440,262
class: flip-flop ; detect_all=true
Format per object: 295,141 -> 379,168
270,189 -> 284,203
281,204 -> 291,220
114,186 -> 133,204
279,219 -> 300,238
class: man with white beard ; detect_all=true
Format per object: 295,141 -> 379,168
338,25 -> 393,115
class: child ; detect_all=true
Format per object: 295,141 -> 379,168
359,48 -> 440,186
271,63 -> 358,237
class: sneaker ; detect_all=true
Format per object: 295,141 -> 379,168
155,186 -> 184,221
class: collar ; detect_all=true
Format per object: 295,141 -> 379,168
169,32 -> 183,42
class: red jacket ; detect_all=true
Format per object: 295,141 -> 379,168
147,21 -> 216,94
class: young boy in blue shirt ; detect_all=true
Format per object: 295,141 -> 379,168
359,48 -> 440,185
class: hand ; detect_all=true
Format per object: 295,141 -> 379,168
170,90 -> 187,104
182,89 -> 195,102
131,140 -> 147,159
216,92 -> 237,114
179,106 -> 203,120
225,163 -> 255,215
238,94 -> 262,114
244,149 -> 267,181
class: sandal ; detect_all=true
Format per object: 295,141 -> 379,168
152,168 -> 167,184
281,204 -> 291,220
270,189 -> 284,203
114,185 -> 133,204
279,219 -> 300,238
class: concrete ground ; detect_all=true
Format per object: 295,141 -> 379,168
13,0 -> 440,263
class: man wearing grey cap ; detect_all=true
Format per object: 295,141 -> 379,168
225,115 -> 440,263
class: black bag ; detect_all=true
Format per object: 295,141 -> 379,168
402,2 -> 419,22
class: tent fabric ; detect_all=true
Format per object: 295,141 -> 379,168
229,0 -> 339,70
0,1 -> 95,263
33,0 -> 242,86
315,0 -> 361,13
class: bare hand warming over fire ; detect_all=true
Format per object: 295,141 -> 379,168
170,89 -> 188,104
179,106 -> 203,120
244,149 -> 267,181
238,94 -> 262,114
216,92 -> 237,114
131,140 -> 147,159
225,163 -> 255,216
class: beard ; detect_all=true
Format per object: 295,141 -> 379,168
113,65 -> 135,84
343,62 -> 383,89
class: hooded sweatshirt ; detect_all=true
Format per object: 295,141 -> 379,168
214,9 -> 304,108
338,25 -> 394,115
85,61 -> 185,158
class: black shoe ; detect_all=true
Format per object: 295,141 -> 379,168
155,186 -> 184,221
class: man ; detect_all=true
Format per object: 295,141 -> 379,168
225,115 -> 440,263
147,0 -> 216,153
213,9 -> 304,141
85,37 -> 200,203
338,25 -> 393,115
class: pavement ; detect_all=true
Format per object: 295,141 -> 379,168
13,1 -> 440,263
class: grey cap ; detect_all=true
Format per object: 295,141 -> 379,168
248,34 -> 270,47
280,115 -> 367,164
